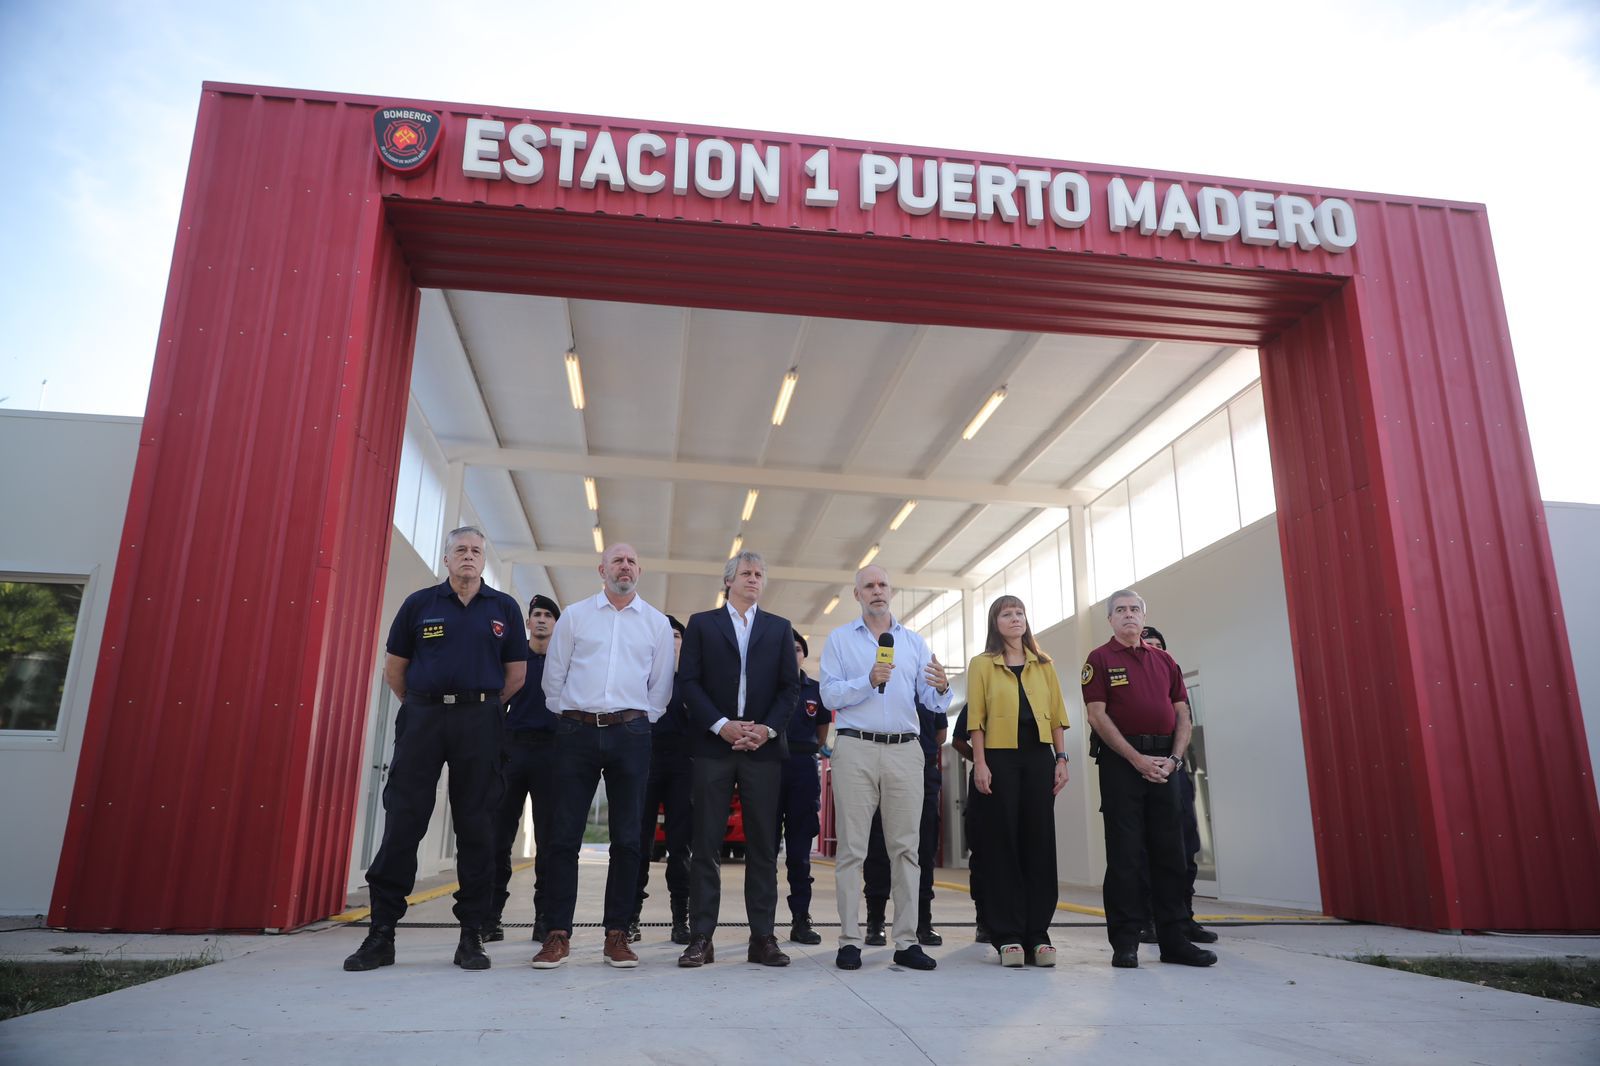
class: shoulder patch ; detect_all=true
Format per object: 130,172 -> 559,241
1080,662 -> 1093,685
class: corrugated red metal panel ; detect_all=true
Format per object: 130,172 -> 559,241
51,82 -> 1596,932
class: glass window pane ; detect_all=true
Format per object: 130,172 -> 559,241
1057,523 -> 1075,615
0,580 -> 85,733
1089,482 -> 1134,603
1129,450 -> 1182,578
396,423 -> 423,546
1004,556 -> 1029,605
1174,410 -> 1240,554
1231,385 -> 1276,524
1029,536 -> 1062,632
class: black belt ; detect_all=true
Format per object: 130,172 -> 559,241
790,742 -> 820,755
1126,733 -> 1174,755
407,690 -> 498,705
837,728 -> 919,744
562,709 -> 647,727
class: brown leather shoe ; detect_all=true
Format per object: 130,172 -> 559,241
531,930 -> 569,969
748,934 -> 791,967
678,933 -> 715,967
603,929 -> 639,968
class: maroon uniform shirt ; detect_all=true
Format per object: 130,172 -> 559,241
1080,637 -> 1187,736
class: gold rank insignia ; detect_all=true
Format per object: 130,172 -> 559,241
1080,663 -> 1093,685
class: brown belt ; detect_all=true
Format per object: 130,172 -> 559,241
562,709 -> 646,727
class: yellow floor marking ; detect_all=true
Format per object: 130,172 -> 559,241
329,860 -> 535,924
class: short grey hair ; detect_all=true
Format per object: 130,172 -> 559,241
1105,589 -> 1146,617
445,525 -> 486,550
723,550 -> 766,590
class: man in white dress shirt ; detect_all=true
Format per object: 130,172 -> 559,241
820,564 -> 950,971
533,544 -> 675,970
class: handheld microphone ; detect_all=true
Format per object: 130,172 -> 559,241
876,633 -> 895,693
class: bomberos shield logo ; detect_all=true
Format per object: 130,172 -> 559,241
373,105 -> 442,174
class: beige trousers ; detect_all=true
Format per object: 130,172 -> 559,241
830,734 -> 925,950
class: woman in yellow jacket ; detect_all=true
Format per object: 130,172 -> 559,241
968,595 -> 1071,967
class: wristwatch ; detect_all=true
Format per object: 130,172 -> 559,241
1054,752 -> 1069,763
765,725 -> 777,739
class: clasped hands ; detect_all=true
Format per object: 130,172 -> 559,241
719,720 -> 770,751
1136,753 -> 1177,784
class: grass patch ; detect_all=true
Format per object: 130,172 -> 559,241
582,822 -> 610,843
1357,954 -> 1600,1008
0,956 -> 213,1021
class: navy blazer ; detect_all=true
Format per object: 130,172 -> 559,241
677,605 -> 800,761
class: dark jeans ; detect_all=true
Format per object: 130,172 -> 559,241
865,769 -> 941,918
492,730 -> 557,924
545,714 -> 652,933
635,738 -> 693,915
975,743 -> 1058,949
777,751 -> 822,918
689,755 -> 782,937
1098,751 -> 1190,952
365,699 -> 501,929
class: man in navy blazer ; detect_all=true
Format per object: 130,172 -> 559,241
676,550 -> 800,968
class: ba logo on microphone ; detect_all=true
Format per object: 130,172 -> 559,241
373,106 -> 442,175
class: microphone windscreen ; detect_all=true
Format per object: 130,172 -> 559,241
878,633 -> 894,648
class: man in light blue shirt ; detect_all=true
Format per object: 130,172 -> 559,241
819,564 -> 950,971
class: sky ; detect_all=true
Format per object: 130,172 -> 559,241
2,0 -> 1597,502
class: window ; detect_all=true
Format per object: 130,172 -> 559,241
1231,385 -> 1275,525
1174,410 -> 1240,554
1,578 -> 86,734
1089,482 -> 1134,602
1129,450 -> 1181,578
1028,533 -> 1063,632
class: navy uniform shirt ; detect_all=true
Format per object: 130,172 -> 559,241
654,677 -> 690,738
386,580 -> 529,693
503,652 -> 553,731
916,699 -> 948,776
787,673 -> 831,753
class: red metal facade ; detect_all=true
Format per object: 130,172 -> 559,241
50,84 -> 1597,931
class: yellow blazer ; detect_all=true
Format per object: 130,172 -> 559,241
966,650 -> 1071,749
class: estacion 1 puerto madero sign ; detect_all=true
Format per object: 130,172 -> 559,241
447,116 -> 1357,254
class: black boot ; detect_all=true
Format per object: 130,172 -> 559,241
531,915 -> 548,942
482,918 -> 505,943
454,925 -> 491,970
627,914 -> 642,944
671,895 -> 691,946
865,900 -> 887,946
916,902 -> 942,946
1139,920 -> 1158,944
790,913 -> 822,945
343,925 -> 395,971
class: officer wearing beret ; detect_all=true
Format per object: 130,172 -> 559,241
1081,589 -> 1215,969
778,630 -> 831,944
486,594 -> 561,944
344,526 -> 529,973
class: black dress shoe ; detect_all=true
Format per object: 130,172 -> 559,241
864,920 -> 887,947
1111,947 -> 1139,968
1138,921 -> 1158,944
678,934 -> 715,968
343,926 -> 395,971
835,945 -> 862,970
892,944 -> 937,971
748,934 -> 791,966
482,921 -> 504,943
916,925 -> 943,947
1160,941 -> 1218,967
454,926 -> 491,970
789,914 -> 822,945
1184,919 -> 1219,943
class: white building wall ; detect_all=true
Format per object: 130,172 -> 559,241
0,411 -> 139,915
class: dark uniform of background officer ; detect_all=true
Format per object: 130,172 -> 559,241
1082,589 -> 1215,970
631,614 -> 694,945
949,705 -> 989,942
487,594 -> 560,944
863,699 -> 946,947
778,631 -> 830,944
1137,624 -> 1215,947
345,525 -> 528,973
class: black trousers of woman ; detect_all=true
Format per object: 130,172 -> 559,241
975,741 -> 1058,950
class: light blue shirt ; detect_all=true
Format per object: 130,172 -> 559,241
819,616 -> 950,733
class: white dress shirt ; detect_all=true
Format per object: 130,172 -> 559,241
542,591 -> 675,721
710,600 -> 756,736
819,615 -> 950,732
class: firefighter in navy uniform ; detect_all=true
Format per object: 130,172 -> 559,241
344,526 -> 528,973
630,614 -> 694,944
862,699 -> 947,947
778,631 -> 832,944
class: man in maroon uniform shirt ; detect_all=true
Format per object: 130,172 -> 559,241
1081,590 -> 1217,969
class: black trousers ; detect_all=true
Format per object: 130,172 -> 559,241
544,715 -> 652,933
974,743 -> 1058,949
1144,762 -> 1201,920
865,767 -> 941,917
1098,751 -> 1191,951
689,754 -> 781,937
365,699 -> 501,929
963,769 -> 986,926
777,750 -> 823,918
492,730 -> 557,925
635,739 -> 693,915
